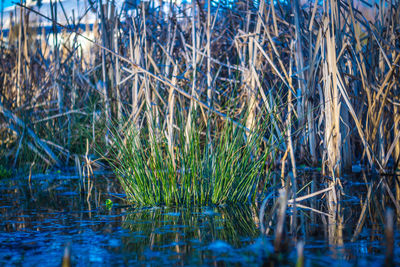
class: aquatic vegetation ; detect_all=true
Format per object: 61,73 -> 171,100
105,199 -> 114,210
106,112 -> 275,206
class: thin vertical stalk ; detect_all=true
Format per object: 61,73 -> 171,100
292,0 -> 306,131
16,0 -> 22,107
114,22 -> 121,122
98,0 -> 111,142
206,0 -> 212,110
141,2 -> 154,145
167,65 -> 178,170
129,21 -> 140,127
288,41 -> 297,179
270,0 -> 278,36
185,0 -> 197,148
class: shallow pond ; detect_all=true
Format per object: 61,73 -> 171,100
0,172 -> 399,266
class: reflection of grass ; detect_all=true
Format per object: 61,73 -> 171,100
121,206 -> 259,263
107,111 -> 274,206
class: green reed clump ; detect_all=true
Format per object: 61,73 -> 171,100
106,114 -> 273,207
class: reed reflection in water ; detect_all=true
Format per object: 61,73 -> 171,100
121,206 -> 261,265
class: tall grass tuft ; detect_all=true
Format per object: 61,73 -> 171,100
106,111 -> 274,207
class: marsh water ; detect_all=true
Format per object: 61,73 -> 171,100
0,172 -> 399,266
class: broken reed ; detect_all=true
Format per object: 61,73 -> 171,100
0,1 -> 399,182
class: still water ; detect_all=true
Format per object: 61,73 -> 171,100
0,172 -> 398,266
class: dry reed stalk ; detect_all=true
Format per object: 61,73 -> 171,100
114,22 -> 121,122
206,0 -> 212,131
22,9 -> 30,79
292,0 -> 306,140
287,41 -> 297,179
323,11 -> 344,231
167,65 -> 178,170
287,185 -> 335,204
16,1 -> 22,107
129,25 -> 138,127
322,3 -> 342,177
185,0 -> 198,150
245,1 -> 264,134
141,2 -> 155,149
280,148 -> 289,186
269,0 -> 278,37
98,0 -> 111,143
